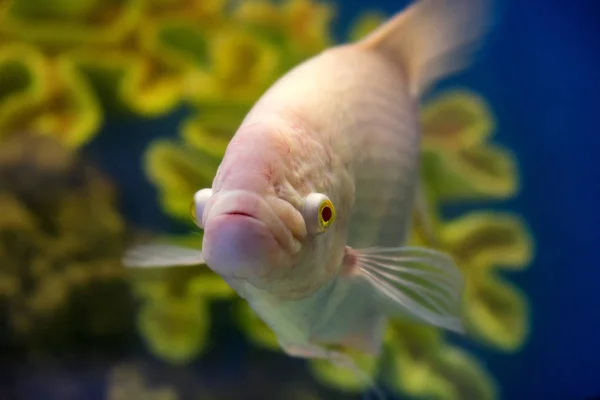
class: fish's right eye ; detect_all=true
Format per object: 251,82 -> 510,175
302,193 -> 336,235
190,188 -> 213,229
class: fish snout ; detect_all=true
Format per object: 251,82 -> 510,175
202,191 -> 295,279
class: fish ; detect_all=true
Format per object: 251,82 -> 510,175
123,0 -> 492,395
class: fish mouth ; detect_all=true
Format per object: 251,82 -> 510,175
227,211 -> 254,218
205,190 -> 301,255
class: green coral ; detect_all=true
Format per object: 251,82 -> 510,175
382,323 -> 497,400
138,295 -> 210,365
0,133 -> 135,355
418,91 -> 534,353
308,349 -> 379,393
145,139 -> 220,220
420,90 -> 519,201
128,235 -> 233,363
0,0 -> 335,148
0,43 -> 100,148
421,90 -> 495,151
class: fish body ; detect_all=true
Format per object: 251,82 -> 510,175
123,0 -> 492,390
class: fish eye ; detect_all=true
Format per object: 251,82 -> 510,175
190,188 -> 213,229
302,193 -> 336,235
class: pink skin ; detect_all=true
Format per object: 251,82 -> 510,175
202,190 -> 301,280
200,121 -> 307,283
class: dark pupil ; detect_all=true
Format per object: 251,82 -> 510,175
321,206 -> 332,222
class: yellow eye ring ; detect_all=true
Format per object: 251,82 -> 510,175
318,199 -> 336,229
302,193 -> 336,235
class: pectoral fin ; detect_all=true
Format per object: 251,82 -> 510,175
122,242 -> 205,268
350,246 -> 465,333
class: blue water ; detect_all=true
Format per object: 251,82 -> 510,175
63,0 -> 600,398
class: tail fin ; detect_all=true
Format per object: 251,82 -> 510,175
358,0 -> 492,97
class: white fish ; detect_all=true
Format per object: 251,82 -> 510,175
124,0 -> 491,394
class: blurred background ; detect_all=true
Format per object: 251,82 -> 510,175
0,0 -> 598,399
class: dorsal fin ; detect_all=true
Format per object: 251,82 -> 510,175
357,0 -> 492,97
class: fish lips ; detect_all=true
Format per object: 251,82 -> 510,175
202,190 -> 301,279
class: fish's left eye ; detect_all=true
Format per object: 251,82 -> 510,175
190,188 -> 213,229
303,193 -> 336,235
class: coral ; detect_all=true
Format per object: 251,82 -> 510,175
0,133 -> 136,356
440,212 -> 533,272
420,90 -> 519,201
382,322 -> 497,400
419,91 -> 534,353
145,139 -> 221,221
233,0 -> 334,58
421,90 -> 494,152
0,43 -> 101,148
308,348 -> 379,394
422,145 -> 519,201
0,0 -> 334,148
129,235 -> 233,363
138,295 -> 210,365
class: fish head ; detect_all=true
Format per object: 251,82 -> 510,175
192,119 -> 348,298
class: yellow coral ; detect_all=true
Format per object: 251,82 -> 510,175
433,345 -> 498,400
383,323 -> 498,400
308,349 -> 379,393
422,90 -> 494,151
0,134 -> 134,353
423,145 -> 519,200
69,48 -> 186,116
145,139 -> 220,220
0,0 -> 143,46
0,192 -> 36,231
189,26 -> 281,104
280,0 -> 335,54
0,0 -> 334,148
234,0 -> 334,56
232,300 -> 279,351
441,212 -> 534,271
188,273 -> 235,300
0,0 -> 232,145
138,295 -> 210,365
419,90 -> 520,200
144,0 -> 227,21
427,212 -> 533,351
0,43 -> 101,148
180,110 -> 243,158
0,44 -> 46,139
466,270 -> 530,351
